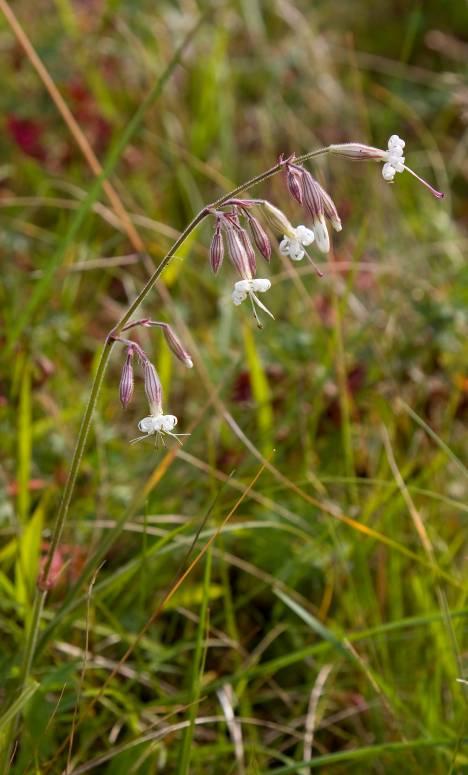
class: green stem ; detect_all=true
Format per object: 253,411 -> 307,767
16,145 -> 330,716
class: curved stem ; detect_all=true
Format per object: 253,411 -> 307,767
18,145 -> 330,695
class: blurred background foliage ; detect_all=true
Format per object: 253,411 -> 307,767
0,0 -> 467,772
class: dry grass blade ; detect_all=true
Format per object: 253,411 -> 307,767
302,665 -> 333,773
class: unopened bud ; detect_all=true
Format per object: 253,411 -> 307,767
329,143 -> 385,161
317,183 -> 342,232
144,361 -> 162,415
225,224 -> 251,279
210,225 -> 224,274
120,349 -> 135,408
286,164 -> 304,205
163,325 -> 193,368
246,213 -> 271,261
262,201 -> 294,237
302,171 -> 324,219
238,227 -> 257,277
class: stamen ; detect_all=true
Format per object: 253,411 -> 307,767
403,165 -> 444,199
166,431 -> 191,446
251,292 -> 275,320
130,434 -> 149,445
303,248 -> 324,277
249,292 -> 263,329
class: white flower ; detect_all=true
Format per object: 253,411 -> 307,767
138,414 -> 178,433
132,413 -> 189,445
331,135 -> 443,198
279,225 -> 315,261
382,135 -> 406,182
231,278 -> 273,326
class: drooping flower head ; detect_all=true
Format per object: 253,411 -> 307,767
279,225 -> 315,261
280,160 -> 342,256
112,324 -> 192,445
231,278 -> 273,328
330,135 -> 444,198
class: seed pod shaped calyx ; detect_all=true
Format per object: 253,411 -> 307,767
245,212 -> 271,261
119,348 -> 135,408
144,360 -> 162,416
210,221 -> 224,274
163,324 -> 193,368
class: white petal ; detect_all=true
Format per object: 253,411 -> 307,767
387,153 -> 405,167
388,134 -> 405,149
295,225 -> 315,246
382,163 -> 396,181
279,237 -> 290,255
233,280 -> 250,292
287,239 -> 304,260
232,289 -> 247,305
138,416 -> 157,433
161,414 -> 178,431
290,245 -> 305,261
313,217 -> 330,253
252,278 -> 271,293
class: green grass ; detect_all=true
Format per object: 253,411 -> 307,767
0,0 -> 467,772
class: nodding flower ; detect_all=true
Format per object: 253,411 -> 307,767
301,171 -> 330,254
279,225 -> 315,261
132,412 -> 190,446
330,135 -> 444,198
224,218 -> 253,279
231,278 -> 273,328
136,361 -> 188,445
280,162 -> 342,256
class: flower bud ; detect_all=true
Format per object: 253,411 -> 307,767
144,361 -> 162,415
246,213 -> 271,261
210,225 -> 224,274
262,201 -> 294,237
286,164 -> 304,204
163,325 -> 193,368
302,171 -> 324,219
119,349 -> 135,409
225,223 -> 251,279
238,226 -> 257,277
317,183 -> 342,232
329,143 -> 385,161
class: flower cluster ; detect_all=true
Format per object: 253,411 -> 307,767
204,162 -> 344,327
280,156 -> 342,257
208,200 -> 275,326
121,134 -> 443,445
204,134 -> 443,333
112,319 -> 192,445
